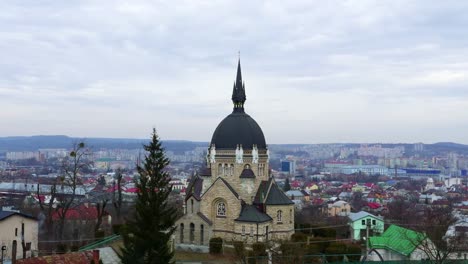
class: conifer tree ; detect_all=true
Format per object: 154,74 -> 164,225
119,129 -> 177,264
284,177 -> 291,192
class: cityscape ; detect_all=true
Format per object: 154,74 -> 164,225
1,1 -> 468,264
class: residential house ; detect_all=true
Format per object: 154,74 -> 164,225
325,200 -> 351,217
368,225 -> 430,261
348,211 -> 384,240
0,211 -> 38,261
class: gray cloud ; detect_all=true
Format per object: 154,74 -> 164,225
1,0 -> 468,143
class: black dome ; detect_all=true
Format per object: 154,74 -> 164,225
211,112 -> 266,150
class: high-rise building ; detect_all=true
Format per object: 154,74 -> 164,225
175,60 -> 294,246
281,160 -> 296,175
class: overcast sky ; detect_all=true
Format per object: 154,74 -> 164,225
1,1 -> 468,144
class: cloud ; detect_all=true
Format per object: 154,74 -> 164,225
0,1 -> 468,143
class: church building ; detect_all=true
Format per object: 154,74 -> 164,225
175,60 -> 294,246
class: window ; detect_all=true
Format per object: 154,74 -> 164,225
250,226 -> 254,237
217,202 -> 226,217
242,225 -> 245,235
372,220 -> 376,226
289,209 -> 293,223
180,223 -> 184,243
230,164 -> 234,176
15,228 -> 18,236
259,164 -> 265,176
200,224 -> 204,245
218,164 -> 222,176
191,199 -> 194,214
277,210 -> 283,223
244,164 -> 251,169
362,220 -> 366,225
190,223 -> 195,243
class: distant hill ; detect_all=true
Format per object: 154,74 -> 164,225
0,135 -> 208,153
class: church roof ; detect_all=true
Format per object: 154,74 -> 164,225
235,204 -> 272,223
211,112 -> 266,150
254,178 -> 294,205
199,167 -> 211,177
197,212 -> 213,226
185,175 -> 203,201
210,60 -> 267,150
240,168 -> 255,178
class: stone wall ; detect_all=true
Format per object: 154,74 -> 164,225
265,204 -> 295,241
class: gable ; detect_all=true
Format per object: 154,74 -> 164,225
201,177 -> 239,200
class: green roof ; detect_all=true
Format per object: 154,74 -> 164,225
369,225 -> 425,256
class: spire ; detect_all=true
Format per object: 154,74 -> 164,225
231,58 -> 246,112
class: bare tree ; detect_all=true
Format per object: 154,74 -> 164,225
400,206 -> 464,263
91,191 -> 110,235
55,142 -> 92,239
112,168 -> 123,224
36,177 -> 58,236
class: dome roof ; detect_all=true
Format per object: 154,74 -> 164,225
211,112 -> 266,150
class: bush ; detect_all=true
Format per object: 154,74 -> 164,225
252,242 -> 267,257
346,243 -> 362,262
56,244 -> 68,254
324,242 -> 347,262
291,232 -> 308,242
94,230 -> 105,239
233,241 -> 246,262
112,224 -> 122,234
246,250 -> 256,264
280,241 -> 304,263
209,237 -> 223,254
313,227 -> 336,238
296,223 -> 312,235
308,237 -> 331,253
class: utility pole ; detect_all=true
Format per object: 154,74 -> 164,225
366,219 -> 371,259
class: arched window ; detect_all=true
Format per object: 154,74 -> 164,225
230,164 -> 234,176
216,202 -> 226,217
277,210 -> 283,223
191,199 -> 194,214
218,164 -> 222,176
200,224 -> 204,245
289,209 -> 293,223
190,223 -> 195,243
244,164 -> 251,169
180,223 -> 184,243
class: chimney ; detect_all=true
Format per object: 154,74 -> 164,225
93,249 -> 100,264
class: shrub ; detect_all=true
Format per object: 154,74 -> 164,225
233,241 -> 246,262
56,244 -> 68,254
252,242 -> 267,257
313,227 -> 336,238
324,242 -> 347,262
308,237 -> 331,253
346,243 -> 362,262
280,241 -> 304,263
94,230 -> 105,239
291,232 -> 308,242
246,250 -> 256,264
112,224 -> 122,234
209,237 -> 223,254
